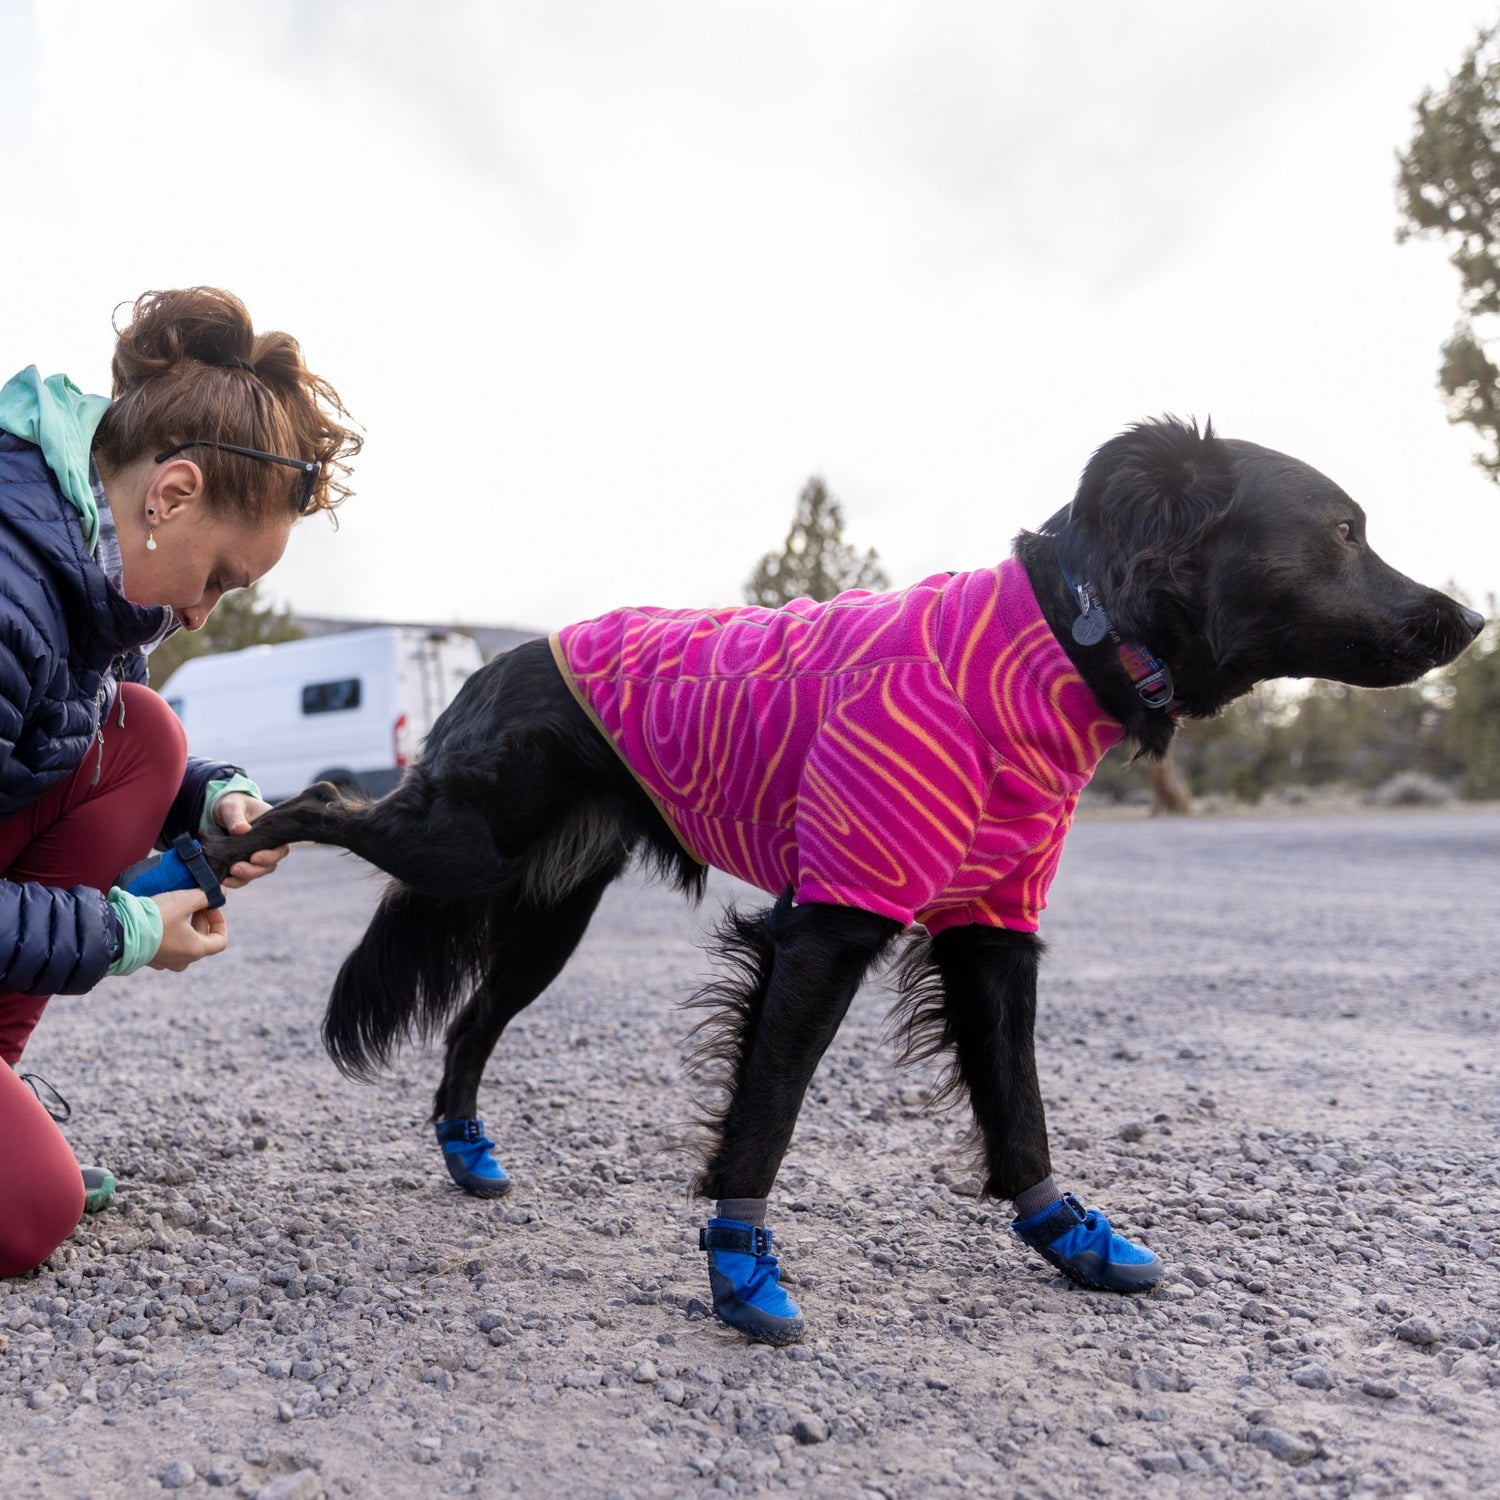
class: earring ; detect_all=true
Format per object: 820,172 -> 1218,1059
145,506 -> 157,550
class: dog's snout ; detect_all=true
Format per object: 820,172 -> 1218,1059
1461,606 -> 1486,639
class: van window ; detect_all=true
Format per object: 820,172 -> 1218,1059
302,677 -> 363,715
165,698 -> 184,718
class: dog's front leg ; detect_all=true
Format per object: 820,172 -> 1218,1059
690,895 -> 900,1343
914,926 -> 1053,1198
912,925 -> 1162,1294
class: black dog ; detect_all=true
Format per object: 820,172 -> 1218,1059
205,418 -> 1482,1344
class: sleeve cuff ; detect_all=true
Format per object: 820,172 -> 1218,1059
199,774 -> 264,838
106,887 -> 164,977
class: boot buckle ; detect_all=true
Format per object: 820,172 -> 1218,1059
700,1223 -> 774,1256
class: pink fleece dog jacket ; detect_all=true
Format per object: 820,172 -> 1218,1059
551,559 -> 1123,933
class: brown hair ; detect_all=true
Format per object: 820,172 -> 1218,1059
91,287 -> 362,524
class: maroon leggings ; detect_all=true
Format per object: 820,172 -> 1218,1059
0,683 -> 186,1277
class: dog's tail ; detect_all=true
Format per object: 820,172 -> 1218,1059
321,878 -> 490,1081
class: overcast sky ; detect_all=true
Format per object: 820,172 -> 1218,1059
5,0 -> 1500,632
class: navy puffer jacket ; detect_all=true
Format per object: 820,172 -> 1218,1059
0,432 -> 240,994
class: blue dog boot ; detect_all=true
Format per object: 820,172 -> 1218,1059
1013,1192 -> 1162,1292
700,1218 -> 805,1345
119,833 -> 227,908
434,1117 -> 511,1197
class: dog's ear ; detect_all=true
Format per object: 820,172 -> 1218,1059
1063,415 -> 1233,640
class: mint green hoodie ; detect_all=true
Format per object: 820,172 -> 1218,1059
0,366 -> 109,552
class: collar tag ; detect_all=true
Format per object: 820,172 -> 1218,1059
1062,572 -> 1177,713
1070,583 -> 1111,646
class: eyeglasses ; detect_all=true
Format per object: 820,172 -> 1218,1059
154,440 -> 321,514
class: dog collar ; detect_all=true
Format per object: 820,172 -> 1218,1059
1059,568 -> 1177,714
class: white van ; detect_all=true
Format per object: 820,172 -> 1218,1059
160,627 -> 485,802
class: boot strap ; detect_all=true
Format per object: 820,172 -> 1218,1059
700,1223 -> 774,1255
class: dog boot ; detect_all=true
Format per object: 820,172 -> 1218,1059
434,1117 -> 511,1197
699,1218 -> 805,1345
1012,1192 -> 1162,1292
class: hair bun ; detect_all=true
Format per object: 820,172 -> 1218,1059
111,287 -> 257,390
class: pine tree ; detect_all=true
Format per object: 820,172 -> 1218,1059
1397,22 -> 1500,478
745,476 -> 889,607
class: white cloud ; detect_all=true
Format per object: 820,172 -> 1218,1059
5,0 -> 1499,630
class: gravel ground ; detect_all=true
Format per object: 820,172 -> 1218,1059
2,805 -> 1498,1499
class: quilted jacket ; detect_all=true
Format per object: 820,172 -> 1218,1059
0,431 -> 238,994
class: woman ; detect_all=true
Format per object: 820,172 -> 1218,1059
0,287 -> 360,1276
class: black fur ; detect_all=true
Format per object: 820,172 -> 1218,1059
891,928 -> 1051,1201
203,417 -> 1482,1267
684,893 -> 901,1198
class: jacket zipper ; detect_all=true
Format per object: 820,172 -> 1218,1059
90,659 -> 126,787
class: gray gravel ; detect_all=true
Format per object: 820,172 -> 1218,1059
2,806 -> 1498,1498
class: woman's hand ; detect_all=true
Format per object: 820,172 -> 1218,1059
148,888 -> 228,971
213,792 -> 291,889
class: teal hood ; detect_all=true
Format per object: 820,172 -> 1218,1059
0,367 -> 110,553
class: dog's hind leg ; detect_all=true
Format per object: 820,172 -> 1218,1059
430,862 -> 624,1197
894,925 -> 1161,1294
689,895 -> 901,1343
199,637 -> 635,896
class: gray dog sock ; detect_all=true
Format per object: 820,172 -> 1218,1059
1012,1177 -> 1061,1221
715,1197 -> 768,1226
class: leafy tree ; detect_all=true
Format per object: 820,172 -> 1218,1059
745,476 -> 889,607
1437,605 -> 1500,796
148,583 -> 304,687
1397,23 -> 1500,478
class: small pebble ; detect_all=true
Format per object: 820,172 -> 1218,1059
1395,1316 -> 1442,1347
1248,1428 -> 1317,1466
250,1473 -> 324,1500
792,1415 -> 828,1445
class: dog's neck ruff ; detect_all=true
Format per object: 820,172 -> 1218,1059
1058,563 -> 1177,714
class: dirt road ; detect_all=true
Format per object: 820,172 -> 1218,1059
2,807 -> 1497,1498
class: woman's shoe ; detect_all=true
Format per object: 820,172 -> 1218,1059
81,1166 -> 116,1214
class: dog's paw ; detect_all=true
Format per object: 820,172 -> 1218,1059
1013,1193 -> 1162,1293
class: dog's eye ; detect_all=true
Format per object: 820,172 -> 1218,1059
1336,522 -> 1354,542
